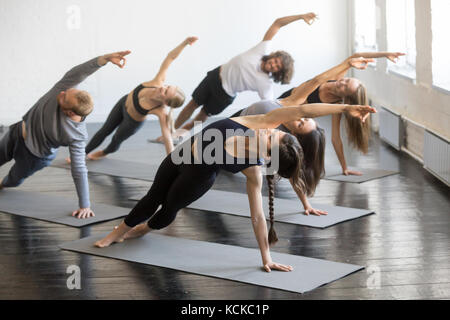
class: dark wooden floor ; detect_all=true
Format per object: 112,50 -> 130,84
0,116 -> 449,300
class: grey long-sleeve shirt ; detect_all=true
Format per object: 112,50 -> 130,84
22,57 -> 102,208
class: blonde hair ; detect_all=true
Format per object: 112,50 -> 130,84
165,86 -> 185,133
166,86 -> 185,109
72,90 -> 94,117
343,83 -> 371,154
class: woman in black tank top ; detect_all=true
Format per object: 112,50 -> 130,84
83,37 -> 198,160
94,102 -> 376,272
277,51 -> 404,176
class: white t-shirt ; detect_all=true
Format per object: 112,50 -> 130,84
220,40 -> 274,100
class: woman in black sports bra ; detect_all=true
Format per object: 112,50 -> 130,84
277,51 -> 405,176
94,102 -> 376,272
84,36 -> 198,160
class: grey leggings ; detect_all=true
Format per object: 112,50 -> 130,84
85,95 -> 144,155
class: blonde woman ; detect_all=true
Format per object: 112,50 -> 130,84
85,36 -> 198,160
278,51 -> 405,176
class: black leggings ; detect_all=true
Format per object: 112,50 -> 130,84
85,95 -> 144,155
124,155 -> 218,229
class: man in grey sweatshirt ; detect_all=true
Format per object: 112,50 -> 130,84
0,50 -> 131,219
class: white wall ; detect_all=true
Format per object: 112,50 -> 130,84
0,0 -> 350,125
351,0 -> 450,140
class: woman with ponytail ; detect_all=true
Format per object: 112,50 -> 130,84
80,36 -> 197,161
94,102 -> 375,272
278,51 -> 405,176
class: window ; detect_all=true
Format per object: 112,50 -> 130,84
386,0 -> 416,79
431,0 -> 450,91
354,0 -> 378,53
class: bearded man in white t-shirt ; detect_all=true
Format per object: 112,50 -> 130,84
168,12 -> 317,140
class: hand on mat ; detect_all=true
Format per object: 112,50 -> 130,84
304,206 -> 328,216
345,105 -> 376,123
386,52 -> 406,63
301,12 -> 318,25
72,207 -> 95,219
102,50 -> 132,68
185,36 -> 199,46
264,261 -> 293,272
172,128 -> 190,140
343,169 -> 362,176
348,57 -> 375,70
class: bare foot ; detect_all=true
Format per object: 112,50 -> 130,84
65,157 -> 71,164
113,226 -> 126,243
122,223 -> 151,240
87,150 -> 106,161
94,222 -> 131,248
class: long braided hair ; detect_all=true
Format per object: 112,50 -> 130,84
266,174 -> 278,245
266,133 -> 305,246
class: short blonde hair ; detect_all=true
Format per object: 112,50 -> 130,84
72,90 -> 94,117
166,86 -> 185,109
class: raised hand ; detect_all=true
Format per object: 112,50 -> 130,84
72,207 -> 95,219
386,52 -> 406,63
102,50 -> 132,68
345,105 -> 377,123
185,36 -> 199,46
349,57 -> 375,70
301,12 -> 318,25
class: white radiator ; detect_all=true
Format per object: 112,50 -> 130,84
379,107 -> 403,150
423,130 -> 450,186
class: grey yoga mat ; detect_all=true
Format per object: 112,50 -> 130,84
129,188 -> 374,229
324,167 -> 398,183
51,158 -> 159,181
60,233 -> 364,294
0,189 -> 128,227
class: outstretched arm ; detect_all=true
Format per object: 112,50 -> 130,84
329,51 -> 405,80
155,109 -> 174,154
68,141 -> 95,219
234,103 -> 376,130
55,50 -> 131,90
331,114 -> 362,176
152,36 -> 198,84
350,51 -> 405,62
282,57 -> 374,106
263,12 -> 317,41
242,166 -> 293,272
